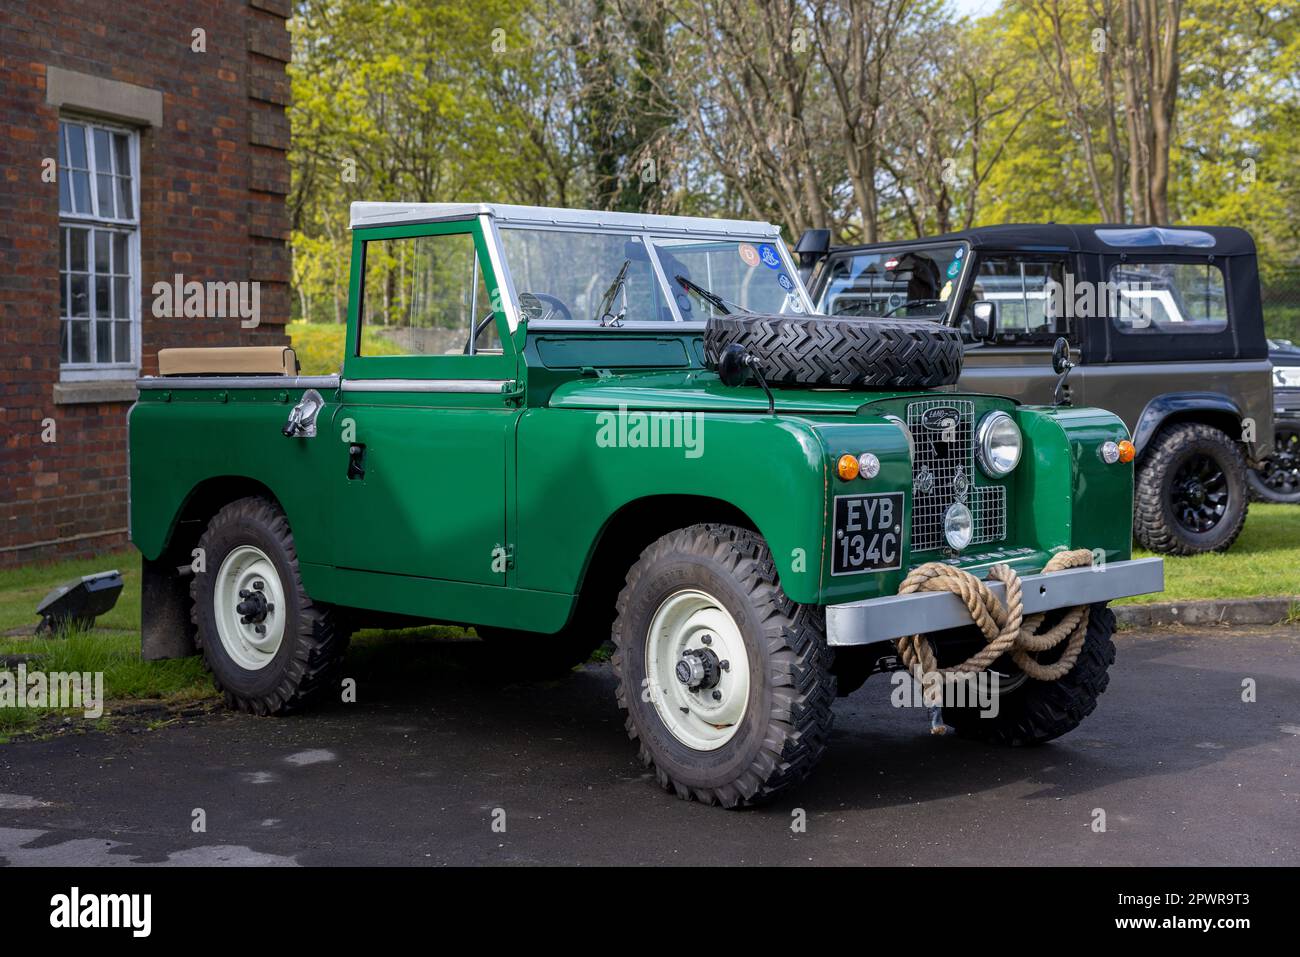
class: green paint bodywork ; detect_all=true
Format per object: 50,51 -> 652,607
129,216 -> 1135,634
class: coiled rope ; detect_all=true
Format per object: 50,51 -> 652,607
895,548 -> 1094,681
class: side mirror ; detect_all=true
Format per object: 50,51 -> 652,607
794,228 -> 831,283
1052,336 -> 1075,375
970,300 -> 998,342
717,342 -> 750,387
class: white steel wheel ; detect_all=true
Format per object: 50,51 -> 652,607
212,545 -> 286,671
644,588 -> 751,751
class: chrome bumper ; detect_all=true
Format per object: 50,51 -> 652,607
825,557 -> 1164,646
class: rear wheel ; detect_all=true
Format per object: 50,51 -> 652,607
191,497 -> 349,715
612,524 -> 835,807
1247,426 -> 1300,503
1134,423 -> 1248,555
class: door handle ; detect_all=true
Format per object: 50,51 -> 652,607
283,388 -> 324,438
347,443 -> 366,481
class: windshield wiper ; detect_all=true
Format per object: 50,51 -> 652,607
594,259 -> 631,326
675,275 -> 751,316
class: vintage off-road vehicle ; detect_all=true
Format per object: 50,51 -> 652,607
131,203 -> 1162,807
799,224 -> 1276,554
1249,338 -> 1300,503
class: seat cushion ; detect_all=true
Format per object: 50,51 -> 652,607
157,346 -> 299,376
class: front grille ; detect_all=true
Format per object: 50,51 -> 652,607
906,398 -> 1006,551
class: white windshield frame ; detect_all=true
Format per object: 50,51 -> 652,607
494,222 -> 815,328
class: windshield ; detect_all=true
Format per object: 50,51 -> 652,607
649,237 -> 807,319
500,228 -> 671,322
498,227 -> 807,323
818,243 -> 968,321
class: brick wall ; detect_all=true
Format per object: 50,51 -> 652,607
0,0 -> 291,567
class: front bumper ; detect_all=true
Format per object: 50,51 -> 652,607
824,556 -> 1164,646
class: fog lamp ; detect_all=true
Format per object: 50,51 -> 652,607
944,503 -> 973,551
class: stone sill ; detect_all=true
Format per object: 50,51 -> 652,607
53,380 -> 139,405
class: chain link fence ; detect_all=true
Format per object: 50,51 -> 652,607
1263,267 -> 1300,344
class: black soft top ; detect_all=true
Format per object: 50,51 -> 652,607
844,224 -> 1257,258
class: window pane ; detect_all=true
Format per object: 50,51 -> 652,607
96,319 -> 111,362
70,274 -> 89,316
58,174 -> 71,212
95,230 -> 111,272
71,170 -> 91,213
95,275 -> 110,316
115,321 -> 132,363
68,227 -> 87,271
360,233 -> 480,356
59,228 -> 68,271
1108,262 -> 1229,334
93,129 -> 112,170
817,244 -> 966,320
114,134 -> 131,176
96,173 -> 116,217
60,272 -> 68,316
113,232 -> 129,272
70,320 -> 91,362
114,277 -> 131,317
58,122 -> 68,167
60,320 -> 70,363
116,176 -> 133,219
65,123 -> 87,168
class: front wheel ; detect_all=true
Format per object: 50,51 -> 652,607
1134,423 -> 1248,555
612,524 -> 835,807
941,604 -> 1116,745
191,496 -> 350,715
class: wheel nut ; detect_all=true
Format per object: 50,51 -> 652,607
720,660 -> 730,671
255,624 -> 266,635
712,690 -> 722,701
253,581 -> 264,591
701,634 -> 712,645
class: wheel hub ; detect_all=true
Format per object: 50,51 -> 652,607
675,646 -> 722,691
213,545 -> 286,671
645,589 -> 750,751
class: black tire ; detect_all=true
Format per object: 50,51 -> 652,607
703,314 -> 963,389
611,523 -> 835,808
1246,425 -> 1300,504
191,496 -> 349,715
941,604 -> 1116,746
475,624 -> 608,678
1134,423 -> 1249,555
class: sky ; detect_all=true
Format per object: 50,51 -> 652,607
949,0 -> 1002,19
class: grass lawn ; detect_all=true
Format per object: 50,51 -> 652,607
1119,503 -> 1300,605
0,550 -> 212,741
2,504 -> 1295,740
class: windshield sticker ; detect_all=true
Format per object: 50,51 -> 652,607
776,272 -> 794,292
758,244 -> 781,269
946,260 -> 961,278
739,243 -> 759,267
940,280 -> 953,302
787,293 -> 805,313
954,247 -> 964,259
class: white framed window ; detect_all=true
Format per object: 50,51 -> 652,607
58,117 -> 141,379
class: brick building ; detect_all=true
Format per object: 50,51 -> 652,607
1,1 -> 292,566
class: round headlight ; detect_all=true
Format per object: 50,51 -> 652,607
857,452 -> 881,479
976,411 -> 1022,477
944,502 -> 973,551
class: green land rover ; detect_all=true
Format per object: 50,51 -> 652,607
130,203 -> 1163,807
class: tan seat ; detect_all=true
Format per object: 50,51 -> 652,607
157,346 -> 299,376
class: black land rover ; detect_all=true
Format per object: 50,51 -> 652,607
798,224 -> 1275,554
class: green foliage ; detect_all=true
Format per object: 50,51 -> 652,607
288,320 -> 403,375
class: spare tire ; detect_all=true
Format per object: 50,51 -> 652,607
704,314 -> 963,389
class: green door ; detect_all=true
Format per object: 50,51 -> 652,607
334,218 -> 521,586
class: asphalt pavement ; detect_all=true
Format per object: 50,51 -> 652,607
1,623 -> 1297,866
